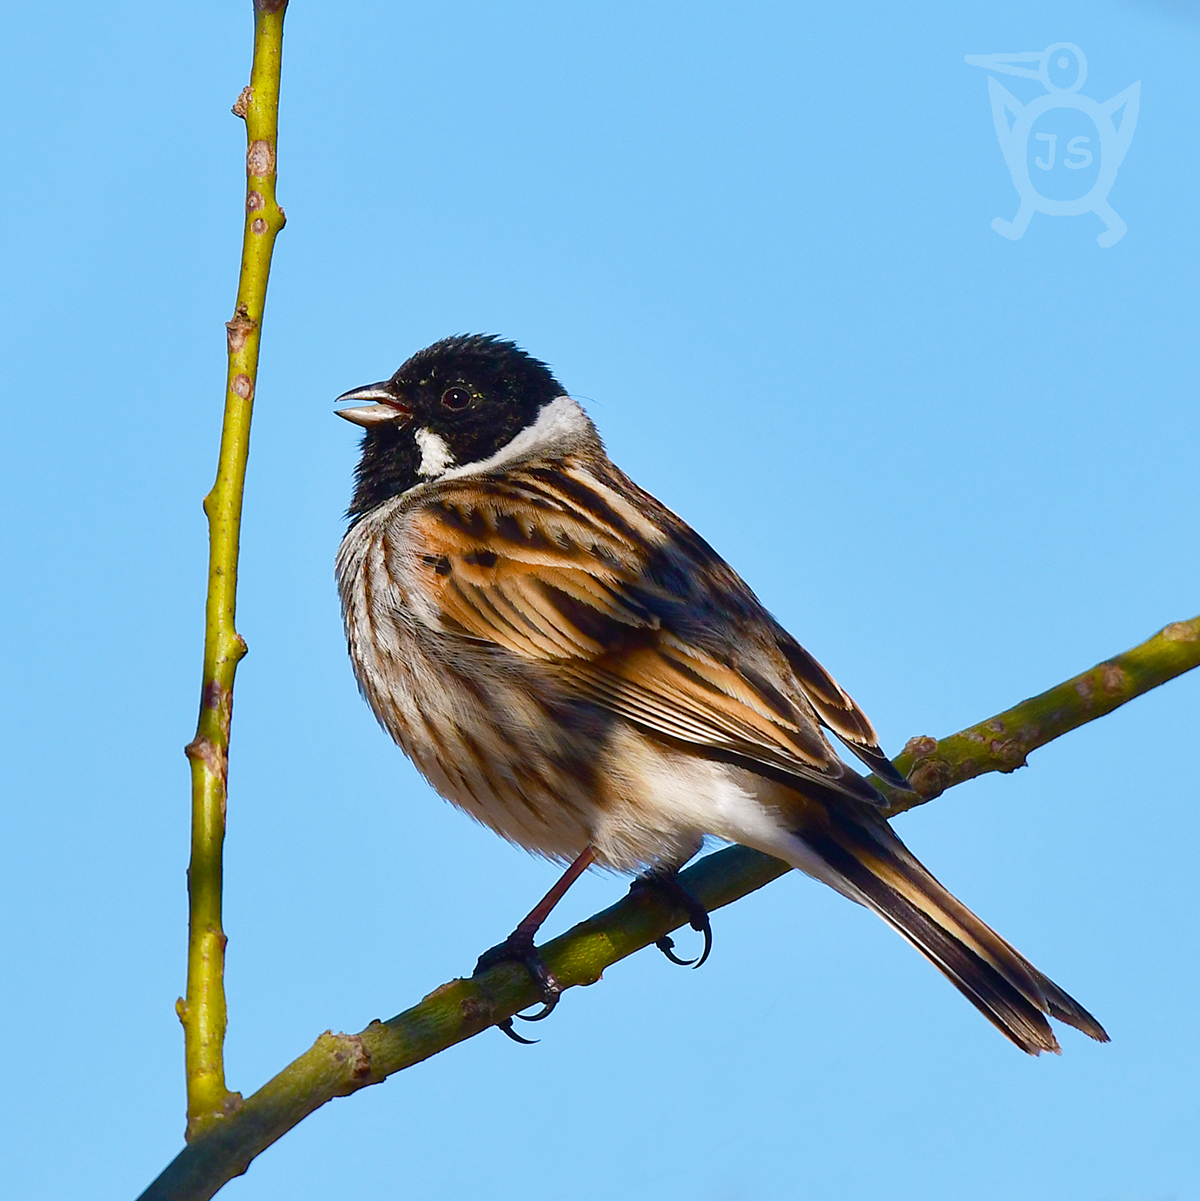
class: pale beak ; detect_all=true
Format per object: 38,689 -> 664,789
335,382 -> 413,427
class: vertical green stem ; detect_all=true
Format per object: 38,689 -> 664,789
179,0 -> 288,1142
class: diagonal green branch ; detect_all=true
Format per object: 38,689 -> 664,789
179,0 -> 288,1143
884,615 -> 1200,812
139,615 -> 1200,1201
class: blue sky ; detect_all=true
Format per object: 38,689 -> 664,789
2,2 -> 1198,1199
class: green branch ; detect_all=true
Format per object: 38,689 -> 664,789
179,0 -> 288,1142
140,615 -> 1199,1201
885,615 -> 1200,812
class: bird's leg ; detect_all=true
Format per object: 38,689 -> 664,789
629,866 -> 713,969
474,846 -> 596,1042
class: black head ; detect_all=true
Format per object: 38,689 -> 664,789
337,334 -> 565,521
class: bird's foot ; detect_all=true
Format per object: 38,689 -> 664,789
629,870 -> 713,969
474,930 -> 562,1044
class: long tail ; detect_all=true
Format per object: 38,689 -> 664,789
784,806 -> 1109,1054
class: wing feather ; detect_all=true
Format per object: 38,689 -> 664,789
406,459 -> 905,801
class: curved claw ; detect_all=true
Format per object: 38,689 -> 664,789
497,1019 -> 540,1045
656,933 -> 697,966
633,870 -> 715,970
655,912 -> 713,969
514,990 -> 561,1023
690,913 -> 713,969
474,931 -> 563,1040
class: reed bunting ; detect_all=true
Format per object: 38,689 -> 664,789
335,334 -> 1107,1054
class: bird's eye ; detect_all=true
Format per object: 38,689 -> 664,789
441,386 -> 472,411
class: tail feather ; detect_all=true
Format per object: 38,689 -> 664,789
790,808 -> 1109,1054
1026,965 -> 1110,1043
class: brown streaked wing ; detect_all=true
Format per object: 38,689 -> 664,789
557,645 -> 848,780
408,466 -> 881,801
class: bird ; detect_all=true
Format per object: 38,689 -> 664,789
334,333 -> 1108,1055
